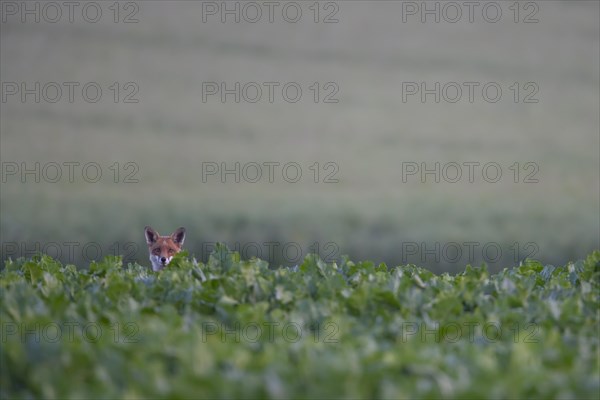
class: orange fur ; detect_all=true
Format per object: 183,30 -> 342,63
144,226 -> 185,271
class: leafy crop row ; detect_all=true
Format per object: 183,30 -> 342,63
1,247 -> 599,399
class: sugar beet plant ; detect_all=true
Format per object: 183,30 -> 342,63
1,246 -> 599,399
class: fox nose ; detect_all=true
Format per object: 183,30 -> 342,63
160,257 -> 167,264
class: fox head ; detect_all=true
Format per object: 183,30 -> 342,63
144,226 -> 186,271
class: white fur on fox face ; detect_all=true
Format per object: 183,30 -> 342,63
150,255 -> 173,271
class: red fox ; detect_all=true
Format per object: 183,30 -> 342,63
144,226 -> 186,271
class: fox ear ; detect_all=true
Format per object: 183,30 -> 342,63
171,227 -> 186,246
145,226 -> 159,245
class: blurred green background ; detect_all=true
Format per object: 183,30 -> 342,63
1,1 -> 598,272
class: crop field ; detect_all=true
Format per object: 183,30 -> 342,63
1,249 -> 599,399
1,1 -> 599,398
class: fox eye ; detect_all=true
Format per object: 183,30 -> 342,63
168,249 -> 175,254
153,249 -> 161,255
